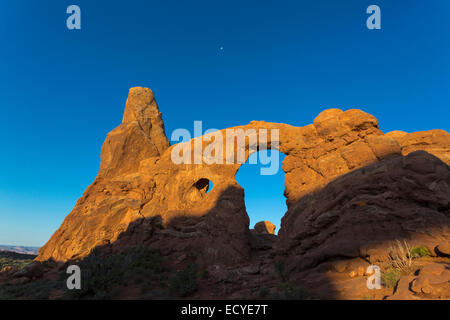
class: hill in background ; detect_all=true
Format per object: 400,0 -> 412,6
0,251 -> 36,271
0,245 -> 39,255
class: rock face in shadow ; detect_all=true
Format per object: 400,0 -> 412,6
27,87 -> 450,300
277,151 -> 450,271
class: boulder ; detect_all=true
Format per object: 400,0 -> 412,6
253,221 -> 276,235
435,243 -> 450,256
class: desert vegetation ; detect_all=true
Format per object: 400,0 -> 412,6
0,251 -> 35,271
381,240 -> 431,289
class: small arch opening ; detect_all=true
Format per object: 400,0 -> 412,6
185,178 -> 214,204
235,150 -> 286,235
194,178 -> 213,194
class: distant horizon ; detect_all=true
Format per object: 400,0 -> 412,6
0,244 -> 40,249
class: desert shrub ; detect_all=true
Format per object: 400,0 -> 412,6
388,240 -> 416,274
0,279 -> 55,300
63,246 -> 167,299
381,268 -> 400,288
0,252 -> 35,270
409,246 -> 430,259
169,263 -> 198,298
381,240 -> 428,289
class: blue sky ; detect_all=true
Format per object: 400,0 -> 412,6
0,1 -> 449,246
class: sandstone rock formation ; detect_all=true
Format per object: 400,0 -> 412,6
99,87 -> 170,178
37,99 -> 397,263
253,221 -> 276,235
23,87 -> 449,300
386,130 -> 450,164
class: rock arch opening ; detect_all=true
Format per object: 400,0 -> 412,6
194,178 -> 213,194
235,150 -> 287,234
185,178 -> 213,204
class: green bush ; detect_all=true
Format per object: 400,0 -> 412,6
64,246 -> 168,299
381,268 -> 400,288
0,246 -> 172,300
0,279 -> 55,300
0,252 -> 36,270
409,246 -> 430,259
